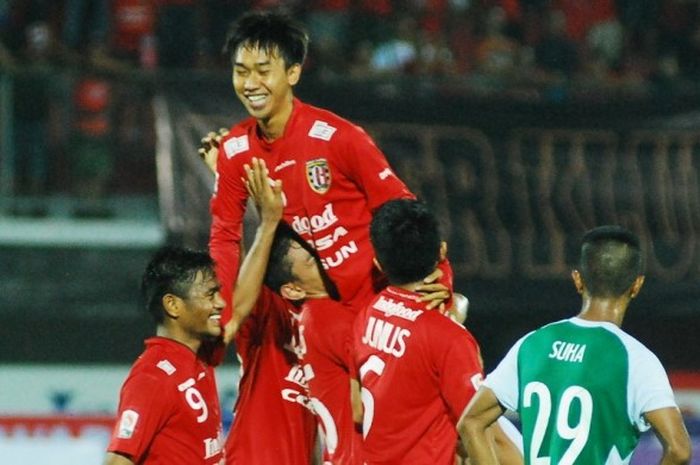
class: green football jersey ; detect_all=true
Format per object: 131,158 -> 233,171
485,317 -> 676,465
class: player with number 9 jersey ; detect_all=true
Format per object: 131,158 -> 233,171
353,286 -> 483,464
107,338 -> 225,465
484,317 -> 678,465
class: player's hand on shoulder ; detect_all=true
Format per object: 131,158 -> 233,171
243,157 -> 283,225
416,267 -> 451,311
198,128 -> 229,174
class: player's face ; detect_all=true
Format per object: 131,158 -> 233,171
232,44 -> 300,123
179,270 -> 225,339
287,242 -> 326,296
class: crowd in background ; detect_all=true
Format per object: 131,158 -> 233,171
2,0 -> 700,209
3,1 -> 700,85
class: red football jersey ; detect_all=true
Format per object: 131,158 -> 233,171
210,98 -> 414,318
107,337 -> 224,465
299,298 -> 363,465
353,287 -> 483,465
225,288 -> 317,465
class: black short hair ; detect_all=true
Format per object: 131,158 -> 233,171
370,199 -> 441,285
579,225 -> 644,298
141,246 -> 216,324
263,222 -> 339,300
223,9 -> 309,68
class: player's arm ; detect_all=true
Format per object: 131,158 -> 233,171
223,158 -> 283,343
645,407 -> 691,465
457,387 -> 505,465
104,452 -> 135,465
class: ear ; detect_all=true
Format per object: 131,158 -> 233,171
439,241 -> 448,261
629,275 -> 645,299
372,256 -> 383,273
161,293 -> 182,319
280,283 -> 307,302
571,270 -> 584,295
287,63 -> 302,86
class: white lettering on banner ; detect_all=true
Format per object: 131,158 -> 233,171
320,241 -> 358,269
291,203 -> 339,235
361,316 -> 411,358
308,120 -> 337,141
223,135 -> 249,158
373,296 -> 424,321
314,226 -> 348,251
548,341 -> 586,363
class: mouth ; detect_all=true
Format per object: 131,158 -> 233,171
209,314 -> 222,323
245,94 -> 268,110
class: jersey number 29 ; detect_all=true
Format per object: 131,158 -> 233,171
523,381 -> 592,465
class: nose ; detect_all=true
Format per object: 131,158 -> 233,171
243,72 -> 260,90
214,292 -> 226,311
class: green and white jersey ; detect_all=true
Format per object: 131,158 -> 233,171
484,317 -> 677,465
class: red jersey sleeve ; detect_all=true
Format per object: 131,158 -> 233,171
209,136 -> 250,323
432,320 -> 483,424
107,373 -> 172,461
333,124 -> 414,211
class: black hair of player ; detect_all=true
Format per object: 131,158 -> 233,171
223,9 -> 309,69
141,246 -> 216,324
370,199 -> 441,285
579,225 -> 644,298
264,222 -> 340,301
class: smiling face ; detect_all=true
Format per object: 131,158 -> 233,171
176,270 -> 225,341
232,43 -> 301,137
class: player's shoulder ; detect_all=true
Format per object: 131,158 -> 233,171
219,117 -> 257,163
131,339 -> 193,381
298,101 -> 364,141
418,309 -> 477,343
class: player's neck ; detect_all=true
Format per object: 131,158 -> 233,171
577,297 -> 628,327
258,97 -> 294,142
156,326 -> 201,353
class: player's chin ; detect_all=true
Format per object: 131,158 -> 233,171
206,319 -> 223,337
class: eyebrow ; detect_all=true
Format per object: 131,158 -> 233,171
234,61 -> 272,68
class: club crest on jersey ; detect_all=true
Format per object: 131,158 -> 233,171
306,158 -> 331,194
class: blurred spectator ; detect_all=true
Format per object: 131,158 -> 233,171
61,0 -> 110,57
11,21 -> 57,205
69,73 -> 114,217
534,9 -> 578,78
370,14 -> 418,75
585,0 -> 623,71
154,0 -> 205,69
303,0 -> 351,78
415,29 -> 457,76
474,6 -> 519,77
111,0 -> 156,67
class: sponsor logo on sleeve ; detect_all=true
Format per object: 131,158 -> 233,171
306,158 -> 332,194
117,409 -> 139,439
308,121 -> 337,141
156,359 -> 176,375
223,135 -> 249,159
378,167 -> 394,180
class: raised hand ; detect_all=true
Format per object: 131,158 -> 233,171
243,157 -> 283,225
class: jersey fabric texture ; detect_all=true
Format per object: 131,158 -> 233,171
485,317 -> 678,465
107,337 -> 224,465
353,286 -> 483,465
210,97 -> 414,316
300,298 -> 363,465
224,287 -> 317,465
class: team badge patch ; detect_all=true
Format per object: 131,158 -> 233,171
306,158 -> 332,194
117,409 -> 139,439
